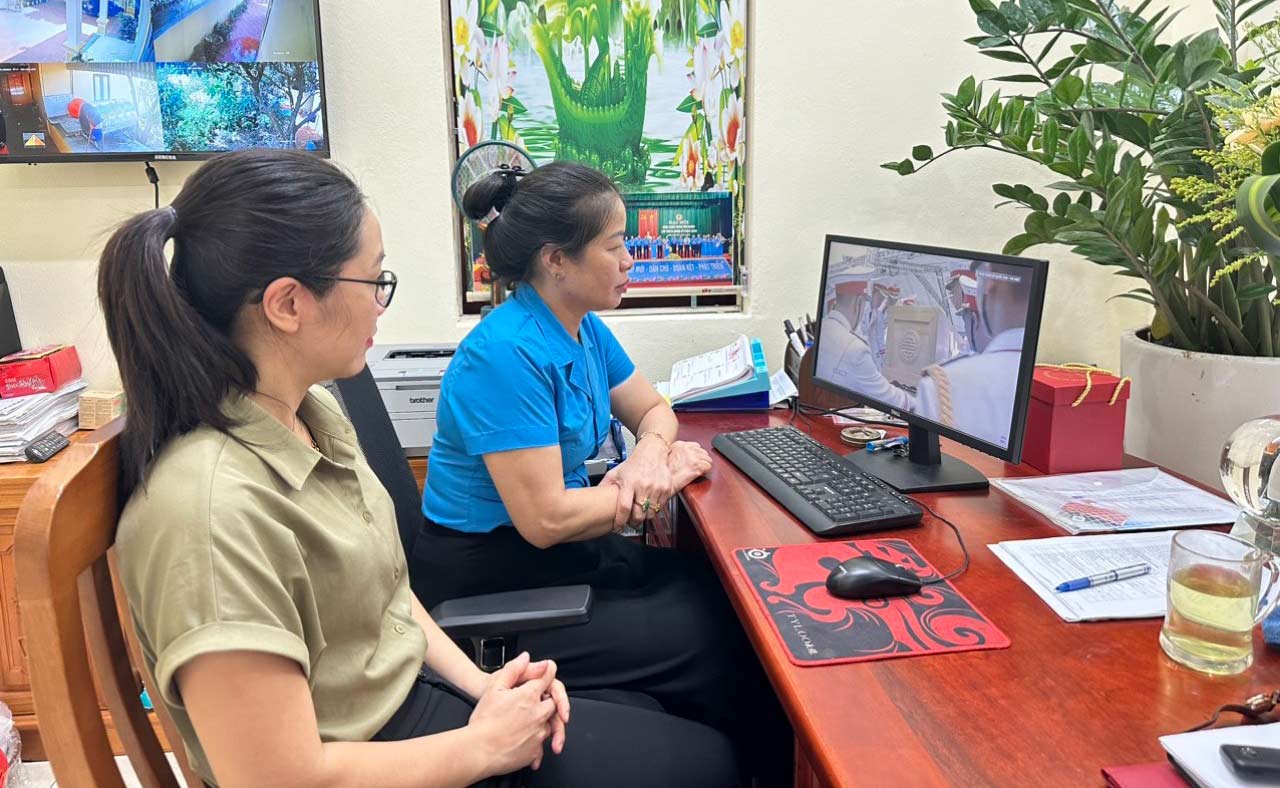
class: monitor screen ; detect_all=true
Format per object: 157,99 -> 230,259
0,0 -> 327,163
812,235 -> 1047,460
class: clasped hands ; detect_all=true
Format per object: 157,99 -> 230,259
602,438 -> 712,531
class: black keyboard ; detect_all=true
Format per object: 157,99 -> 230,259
712,426 -> 923,536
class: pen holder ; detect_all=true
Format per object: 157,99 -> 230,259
783,341 -> 804,386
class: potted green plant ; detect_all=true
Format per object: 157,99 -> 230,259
887,0 -> 1280,488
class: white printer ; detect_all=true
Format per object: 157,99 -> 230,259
366,343 -> 456,457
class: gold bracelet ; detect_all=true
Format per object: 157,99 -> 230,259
637,431 -> 671,451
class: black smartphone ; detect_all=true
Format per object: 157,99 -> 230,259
1222,744 -> 1280,779
0,268 -> 22,359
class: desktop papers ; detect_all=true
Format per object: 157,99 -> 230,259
1160,722 -> 1280,787
0,379 -> 85,462
989,531 -> 1174,621
768,369 -> 797,406
991,468 -> 1238,534
667,335 -> 754,403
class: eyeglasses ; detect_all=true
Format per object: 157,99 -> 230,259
321,270 -> 397,308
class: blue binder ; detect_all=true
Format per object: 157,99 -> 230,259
672,338 -> 770,412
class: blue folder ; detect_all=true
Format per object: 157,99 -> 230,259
673,338 -> 770,412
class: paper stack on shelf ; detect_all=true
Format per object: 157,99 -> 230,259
0,379 -> 86,462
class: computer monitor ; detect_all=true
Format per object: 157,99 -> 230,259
811,235 -> 1048,492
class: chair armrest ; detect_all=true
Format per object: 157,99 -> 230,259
430,585 -> 592,639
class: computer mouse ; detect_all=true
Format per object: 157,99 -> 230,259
825,556 -> 924,600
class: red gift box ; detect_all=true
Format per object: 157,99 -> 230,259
0,344 -> 82,398
1023,365 -> 1130,474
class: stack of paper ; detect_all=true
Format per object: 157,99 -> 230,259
1161,722 -> 1280,787
668,335 -> 755,402
0,379 -> 86,462
991,468 -> 1239,534
990,531 -> 1174,621
657,335 -> 770,411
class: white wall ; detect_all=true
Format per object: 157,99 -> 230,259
0,0 -> 1221,389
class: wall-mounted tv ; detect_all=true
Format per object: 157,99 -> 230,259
0,0 -> 328,163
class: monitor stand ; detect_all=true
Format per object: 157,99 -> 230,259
845,424 -> 988,493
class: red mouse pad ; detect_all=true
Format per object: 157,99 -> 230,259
734,539 -> 1010,666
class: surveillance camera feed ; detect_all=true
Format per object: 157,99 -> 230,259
814,239 -> 1038,450
0,0 -> 326,160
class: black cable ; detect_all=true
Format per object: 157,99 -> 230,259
144,160 -> 159,209
913,495 -> 970,583
787,397 -> 904,431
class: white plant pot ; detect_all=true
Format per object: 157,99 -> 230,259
1120,329 -> 1280,491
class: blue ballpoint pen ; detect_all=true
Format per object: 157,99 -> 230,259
865,436 -> 908,452
1055,562 -> 1151,592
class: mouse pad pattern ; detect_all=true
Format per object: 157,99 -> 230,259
734,539 -> 1010,666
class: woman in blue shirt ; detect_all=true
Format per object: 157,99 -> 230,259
412,162 -> 790,785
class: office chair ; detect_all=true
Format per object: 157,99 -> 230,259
328,367 -> 593,671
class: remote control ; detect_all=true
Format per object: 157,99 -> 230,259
24,431 -> 69,463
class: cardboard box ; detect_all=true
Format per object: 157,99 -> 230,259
1023,366 -> 1130,474
78,389 -> 124,430
0,345 -> 82,398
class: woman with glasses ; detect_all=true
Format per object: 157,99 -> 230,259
99,149 -> 738,787
413,161 -> 792,786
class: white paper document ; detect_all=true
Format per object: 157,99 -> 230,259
768,369 -> 798,406
989,530 -> 1174,621
0,379 -> 85,463
991,467 -> 1238,534
667,335 -> 753,403
1161,722 -> 1280,787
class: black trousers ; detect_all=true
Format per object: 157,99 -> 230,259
374,667 -> 740,787
409,521 -> 793,785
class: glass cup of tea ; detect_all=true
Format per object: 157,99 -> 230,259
1159,530 -> 1280,675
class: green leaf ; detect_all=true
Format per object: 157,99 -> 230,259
1000,134 -> 1029,151
1003,233 -> 1043,255
993,183 -> 1020,200
976,10 -> 1011,36
956,76 -> 977,107
968,0 -> 997,12
944,122 -> 958,147
980,49 -> 1028,63
1053,192 -> 1071,216
697,21 -> 719,37
1067,124 -> 1090,170
998,1 -> 1027,29
675,94 -> 699,113
479,17 -> 502,36
1053,74 -> 1085,105
501,95 -> 528,115
894,159 -> 916,175
1263,141 -> 1280,176
1237,174 -> 1280,255
912,145 -> 934,161
1237,283 -> 1278,302
1064,203 -> 1097,223
1108,291 -> 1157,306
1040,117 -> 1060,159
992,74 -> 1046,83
1188,59 -> 1222,86
1027,193 -> 1049,211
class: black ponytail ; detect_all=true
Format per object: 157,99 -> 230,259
462,161 -> 619,285
98,149 -> 366,495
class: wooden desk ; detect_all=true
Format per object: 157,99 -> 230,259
675,411 -> 1280,787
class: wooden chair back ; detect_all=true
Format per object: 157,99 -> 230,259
15,421 -> 202,787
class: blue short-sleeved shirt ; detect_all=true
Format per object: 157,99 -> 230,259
423,285 -> 636,533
